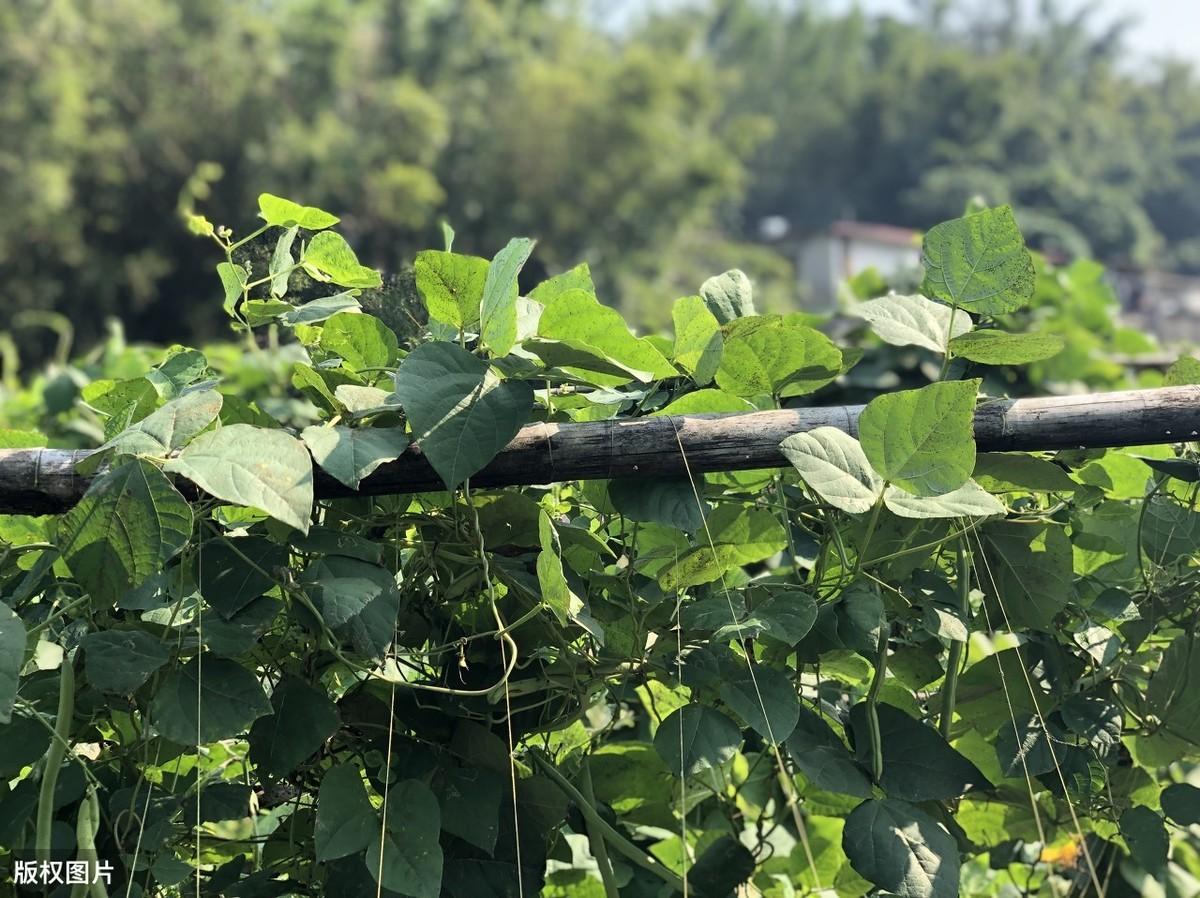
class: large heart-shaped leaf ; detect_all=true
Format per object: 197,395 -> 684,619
948,330 -> 1065,364
848,703 -> 991,801
858,380 -> 979,497
883,480 -> 1004,519
653,704 -> 742,777
258,193 -> 339,230
414,250 -> 489,328
366,779 -> 444,898
150,655 -> 271,745
852,293 -> 972,353
315,763 -> 377,862
302,425 -> 408,490
718,663 -> 800,743
248,676 -> 340,777
393,342 -> 533,490
164,424 -> 314,533
58,459 -> 193,606
658,505 -> 787,591
479,237 -> 534,357
672,294 -> 723,385
921,205 -> 1035,315
780,426 -> 883,514
843,798 -> 961,898
81,630 -> 170,694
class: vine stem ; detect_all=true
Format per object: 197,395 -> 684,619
37,656 -> 76,854
528,749 -> 686,894
850,490 -> 887,579
939,534 -> 971,739
579,762 -> 620,898
865,624 -> 888,784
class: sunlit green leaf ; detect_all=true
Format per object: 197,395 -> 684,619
920,205 -> 1035,315
392,342 -> 533,490
858,380 -> 979,496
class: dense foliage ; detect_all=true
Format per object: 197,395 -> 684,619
6,0 -> 1200,356
2,197 -> 1200,898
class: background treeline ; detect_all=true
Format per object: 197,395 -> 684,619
3,0 -> 1199,353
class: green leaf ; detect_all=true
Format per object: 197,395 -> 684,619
715,318 -> 842,398
439,766 -> 503,855
164,424 -> 314,533
718,663 -> 800,743
528,263 -> 595,305
779,427 -> 882,514
1165,355 -> 1200,387
81,630 -> 170,694
479,237 -> 534,357
522,337 -> 654,383
786,707 -> 873,797
99,388 -> 223,458
248,676 -> 340,777
672,295 -> 723,385
883,480 -> 1005,519
366,779 -> 443,898
537,290 -> 676,381
315,763 -> 377,862
392,342 -> 534,490
58,459 -> 193,606
689,837 -> 756,898
217,262 -> 248,318
842,798 -> 960,898
0,604 -> 26,724
270,225 -> 298,298
1121,806 -> 1168,872
150,655 -> 271,744
653,704 -> 742,777
0,429 -> 46,449
948,330 -> 1065,364
258,193 -> 339,230
302,425 -> 408,490
980,522 -> 1073,631
751,589 -> 818,644
307,555 -> 398,630
658,505 -> 787,591
858,380 -> 979,496
849,703 -> 991,801
920,205 -> 1035,315
700,269 -> 755,323
1162,783 -> 1200,826
319,312 -> 399,371
304,232 -> 382,289
608,477 -> 705,531
283,292 -> 362,326
652,389 -> 754,416
199,536 -> 286,619
851,293 -> 972,353
536,511 -> 579,627
413,250 -> 489,328
972,453 -> 1077,493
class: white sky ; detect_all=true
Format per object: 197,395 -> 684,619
834,0 -> 1200,64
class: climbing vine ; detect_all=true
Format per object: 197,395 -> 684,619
1,196 -> 1200,898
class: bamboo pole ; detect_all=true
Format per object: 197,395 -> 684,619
1,385 -> 1197,515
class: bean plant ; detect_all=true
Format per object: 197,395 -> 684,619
1,196 -> 1200,898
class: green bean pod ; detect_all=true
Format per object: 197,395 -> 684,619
35,655 -> 76,856
69,784 -> 99,898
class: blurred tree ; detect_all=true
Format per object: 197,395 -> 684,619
697,0 -> 1200,271
0,0 -> 757,356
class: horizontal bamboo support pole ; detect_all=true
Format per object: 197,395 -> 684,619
1,386 -> 1198,515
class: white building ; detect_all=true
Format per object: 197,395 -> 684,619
790,221 -> 923,311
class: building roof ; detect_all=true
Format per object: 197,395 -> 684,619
829,220 -> 921,247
